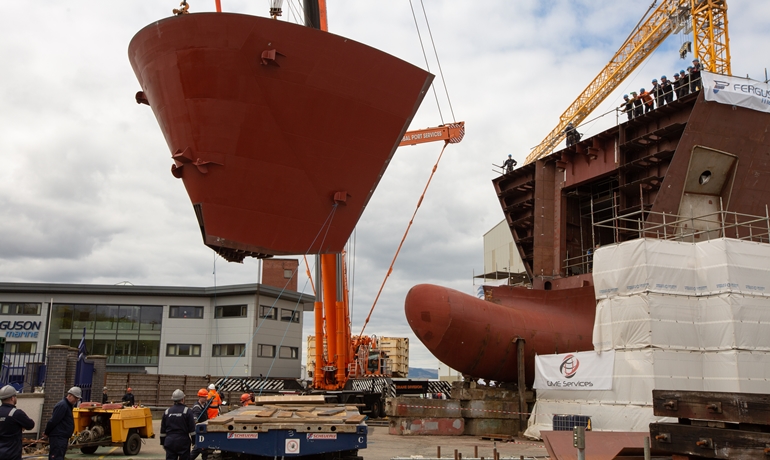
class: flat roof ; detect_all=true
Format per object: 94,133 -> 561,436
0,282 -> 316,311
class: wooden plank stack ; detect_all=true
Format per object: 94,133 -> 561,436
203,395 -> 365,433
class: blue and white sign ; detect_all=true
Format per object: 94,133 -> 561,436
703,71 -> 770,114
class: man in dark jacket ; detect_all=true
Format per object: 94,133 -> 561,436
690,59 -> 702,92
102,387 -> 109,404
680,69 -> 691,97
190,389 -> 211,460
0,385 -> 35,460
660,76 -> 674,104
122,387 -> 135,406
44,386 -> 81,460
650,79 -> 664,108
161,389 -> 195,460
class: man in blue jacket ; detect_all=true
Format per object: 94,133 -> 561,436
44,386 -> 81,460
161,389 -> 195,460
0,385 -> 35,460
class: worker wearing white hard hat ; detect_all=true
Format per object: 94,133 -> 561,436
0,385 -> 35,459
161,389 -> 195,460
44,387 -> 82,460
206,384 -> 221,420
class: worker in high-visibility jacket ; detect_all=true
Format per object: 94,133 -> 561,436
206,384 -> 221,420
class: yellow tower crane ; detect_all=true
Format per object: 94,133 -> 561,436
524,0 -> 730,165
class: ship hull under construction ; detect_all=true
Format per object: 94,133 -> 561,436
406,89 -> 770,383
128,13 -> 432,262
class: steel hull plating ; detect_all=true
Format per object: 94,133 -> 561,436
405,284 -> 596,384
129,13 -> 432,261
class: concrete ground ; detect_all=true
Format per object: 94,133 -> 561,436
36,419 -> 548,460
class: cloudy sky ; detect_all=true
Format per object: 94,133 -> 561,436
2,1 -> 769,372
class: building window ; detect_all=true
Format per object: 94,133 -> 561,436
166,344 -> 201,356
258,344 -> 276,358
49,303 -> 163,366
279,346 -> 298,359
281,309 -> 300,323
215,305 -> 247,318
0,303 -> 41,315
212,343 -> 245,357
169,306 -> 203,319
259,305 -> 277,320
284,269 -> 293,279
7,342 -> 37,353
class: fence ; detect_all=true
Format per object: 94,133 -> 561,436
0,352 -> 44,390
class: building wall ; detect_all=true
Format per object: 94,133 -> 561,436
483,220 -> 526,275
0,283 -> 312,379
262,259 -> 299,292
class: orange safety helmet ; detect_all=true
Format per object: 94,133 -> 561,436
197,388 -> 209,397
240,393 -> 251,403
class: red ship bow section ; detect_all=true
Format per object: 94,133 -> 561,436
129,13 -> 433,261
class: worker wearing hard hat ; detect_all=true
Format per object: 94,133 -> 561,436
690,59 -> 701,92
661,76 -> 674,104
206,384 -> 221,420
639,88 -> 654,113
502,154 -> 517,174
161,389 -> 195,460
44,387 -> 82,460
619,94 -> 633,121
240,394 -> 253,407
0,385 -> 35,460
679,69 -> 690,97
191,389 -> 212,460
629,92 -> 643,118
122,387 -> 135,407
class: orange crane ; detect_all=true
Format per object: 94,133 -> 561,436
303,1 -> 463,391
524,0 -> 730,165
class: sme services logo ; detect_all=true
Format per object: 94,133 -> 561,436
559,354 -> 580,378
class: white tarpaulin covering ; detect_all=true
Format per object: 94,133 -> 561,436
534,350 -> 615,391
593,238 -> 770,298
702,71 -> 770,114
524,349 -> 770,439
593,293 -> 770,352
525,238 -> 770,440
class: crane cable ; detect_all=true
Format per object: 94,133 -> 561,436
408,0 -> 456,124
358,141 -> 449,337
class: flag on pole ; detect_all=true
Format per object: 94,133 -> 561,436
78,327 -> 87,360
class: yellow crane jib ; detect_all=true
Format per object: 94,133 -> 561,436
524,0 -> 729,165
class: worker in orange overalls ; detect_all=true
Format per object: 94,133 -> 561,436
206,384 -> 221,420
240,394 -> 253,407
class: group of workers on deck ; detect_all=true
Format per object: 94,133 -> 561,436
620,58 -> 702,121
500,59 -> 704,176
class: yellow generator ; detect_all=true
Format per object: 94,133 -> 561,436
72,403 -> 154,455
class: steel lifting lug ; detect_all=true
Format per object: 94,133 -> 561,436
663,399 -> 678,411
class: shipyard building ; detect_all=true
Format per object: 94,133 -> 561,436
0,260 -> 312,378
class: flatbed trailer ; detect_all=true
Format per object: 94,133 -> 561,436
216,377 -> 452,420
196,395 -> 366,460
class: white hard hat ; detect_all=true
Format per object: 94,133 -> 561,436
208,384 -> 216,390
172,389 -> 185,401
68,387 -> 83,400
0,385 -> 17,400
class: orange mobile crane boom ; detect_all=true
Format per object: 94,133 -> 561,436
524,0 -> 730,165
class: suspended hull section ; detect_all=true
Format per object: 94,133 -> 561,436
129,13 -> 433,261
